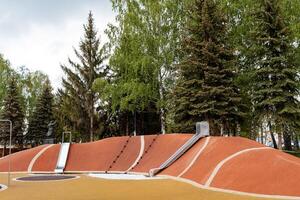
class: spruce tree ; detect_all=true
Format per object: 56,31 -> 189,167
27,81 -> 54,146
61,12 -> 107,141
251,0 -> 300,150
172,0 -> 242,135
0,77 -> 24,151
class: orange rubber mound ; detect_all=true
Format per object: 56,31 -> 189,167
180,137 -> 264,185
0,135 -> 299,198
131,134 -> 191,173
109,136 -> 141,172
159,137 -> 208,176
211,148 -> 300,196
0,145 -> 48,172
32,144 -> 60,172
64,136 -> 130,172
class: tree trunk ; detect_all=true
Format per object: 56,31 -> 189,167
278,132 -> 283,150
133,111 -> 137,136
90,113 -> 94,142
141,111 -> 144,135
233,123 -> 236,137
250,121 -> 256,140
126,113 -> 129,136
158,70 -> 166,135
268,121 -> 277,149
209,119 -> 221,136
160,108 -> 166,134
294,134 -> 299,150
2,141 -> 6,157
283,125 -> 292,151
260,125 -> 264,144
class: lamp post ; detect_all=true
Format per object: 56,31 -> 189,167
62,131 -> 72,143
0,119 -> 12,187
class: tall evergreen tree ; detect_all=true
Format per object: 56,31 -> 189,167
61,12 -> 108,141
251,0 -> 300,150
0,77 -> 24,152
172,0 -> 243,135
26,81 -> 54,146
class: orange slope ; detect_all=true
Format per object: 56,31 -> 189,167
130,134 -> 191,173
210,148 -> 300,196
64,136 -> 130,172
109,136 -> 141,172
31,144 -> 60,172
0,135 -> 300,198
159,136 -> 208,176
0,145 -> 48,172
179,137 -> 265,184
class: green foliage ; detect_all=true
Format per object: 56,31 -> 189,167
26,81 -> 54,145
250,0 -> 300,150
59,12 -> 108,141
0,77 -> 25,147
171,0 -> 243,135
0,54 -> 13,109
104,0 -> 189,134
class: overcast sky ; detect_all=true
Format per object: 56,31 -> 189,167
0,0 -> 115,89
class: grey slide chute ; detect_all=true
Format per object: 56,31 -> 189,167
149,121 -> 209,176
55,143 -> 70,173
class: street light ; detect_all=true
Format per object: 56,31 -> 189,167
0,119 -> 12,187
62,131 -> 72,143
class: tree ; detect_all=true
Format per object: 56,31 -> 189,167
19,68 -> 49,121
102,0 -> 189,135
61,12 -> 108,141
251,0 -> 300,150
0,77 -> 25,154
0,54 -> 13,110
26,81 -> 54,146
171,0 -> 243,135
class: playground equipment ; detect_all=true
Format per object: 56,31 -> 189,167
54,143 -> 70,173
149,122 -> 209,176
0,121 -> 300,199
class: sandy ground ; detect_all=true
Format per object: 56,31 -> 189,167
0,173 -> 272,200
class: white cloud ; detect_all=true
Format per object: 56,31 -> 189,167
0,1 -> 115,90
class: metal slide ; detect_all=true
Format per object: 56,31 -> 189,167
149,122 -> 209,176
55,143 -> 70,173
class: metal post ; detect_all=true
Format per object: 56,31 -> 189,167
134,111 -> 137,136
0,119 -> 12,187
62,131 -> 72,143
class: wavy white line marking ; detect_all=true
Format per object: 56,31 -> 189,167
27,144 -> 55,173
204,147 -> 270,187
160,175 -> 300,200
178,137 -> 210,177
126,136 -> 145,172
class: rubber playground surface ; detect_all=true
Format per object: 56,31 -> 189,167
0,173 -> 270,200
0,134 -> 300,200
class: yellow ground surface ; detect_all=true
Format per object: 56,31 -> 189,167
0,173 -> 272,200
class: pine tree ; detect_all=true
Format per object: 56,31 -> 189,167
61,12 -> 108,141
0,77 -> 24,151
172,0 -> 243,135
251,0 -> 300,150
26,81 -> 54,146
